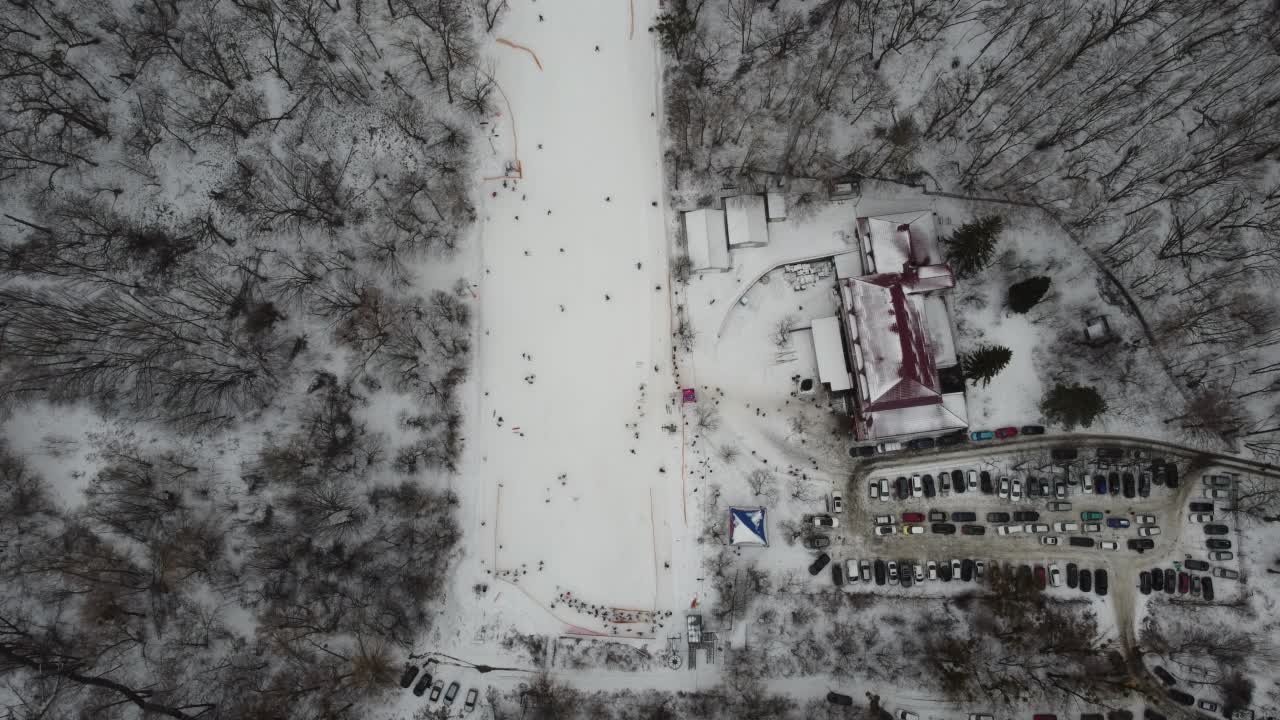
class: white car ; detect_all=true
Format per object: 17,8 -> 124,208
1189,513 -> 1213,523
869,481 -> 880,501
903,525 -> 925,535
998,476 -> 1010,499
1100,541 -> 1119,550
967,470 -> 978,491
1209,551 -> 1234,561
860,560 -> 872,581
1203,488 -> 1230,499
927,560 -> 938,580
951,559 -> 962,577
911,475 -> 923,498
845,559 -> 859,579
1025,523 -> 1050,533
1082,476 -> 1093,494
974,560 -> 985,579
877,441 -> 904,453
879,478 -> 891,500
970,715 -> 995,720
1011,479 -> 1024,501
1138,526 -> 1161,537
887,561 -> 898,582
1041,535 -> 1060,545
1137,514 -> 1157,525
996,524 -> 1023,536
914,564 -> 925,583
830,490 -> 843,513
875,525 -> 897,536
1083,523 -> 1102,533
1212,567 -> 1239,579
874,514 -> 894,525
1054,521 -> 1079,532
1049,564 -> 1063,587
812,515 -> 839,528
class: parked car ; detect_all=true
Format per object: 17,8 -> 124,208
463,687 -> 479,714
1165,568 -> 1176,593
1041,536 -> 1060,546
1081,511 -> 1104,521
1184,559 -> 1210,571
875,560 -> 886,585
860,560 -> 872,582
969,715 -> 995,720
1199,700 -> 1219,712
967,470 -> 979,491
1026,523 -> 1050,533
911,475 -> 924,498
854,445 -> 878,457
444,682 -> 460,705
1055,481 -> 1067,499
874,525 -> 896,536
1165,463 -> 1180,488
927,560 -> 938,580
1178,571 -> 1190,594
806,535 -> 832,548
1137,514 -> 1157,525
830,490 -> 844,514
845,559 -> 859,580
1189,501 -> 1214,512
1139,472 -> 1151,497
1108,471 -> 1121,496
1189,513 -> 1213,523
1138,526 -> 1161,537
938,559 -> 953,582
928,510 -> 947,522
961,559 -> 974,582
907,437 -> 936,451
995,426 -> 1018,439
1123,473 -> 1136,498
401,664 -> 421,689
1203,488 -> 1230,499
887,561 -> 898,584
1139,571 -> 1151,594
940,473 -> 951,495
827,692 -> 854,706
895,476 -> 909,500
998,476 -> 1010,499
1209,551 -> 1234,561
971,430 -> 995,441
809,553 -> 831,575
903,525 -> 925,535
1095,568 -> 1108,595
1203,524 -> 1230,535
1096,447 -> 1125,459
1203,474 -> 1233,487
1047,501 -> 1072,512
1079,569 -> 1092,593
1013,511 -> 1040,522
902,512 -> 925,523
996,524 -> 1022,536
923,474 -> 936,498
1051,447 -> 1078,460
1054,521 -> 1080,532
1021,425 -> 1046,435
1094,475 -> 1107,494
429,681 -> 444,702
874,514 -> 894,525
812,515 -> 839,528
987,511 -> 1011,523
932,523 -> 957,535
1049,564 -> 1063,587
1106,517 -> 1131,529
1151,567 -> 1164,592
952,470 -> 966,494
961,524 -> 986,536
1168,689 -> 1194,706
878,441 -> 905,453
412,671 -> 432,697
1067,563 -> 1078,588
1202,577 -> 1214,601
1212,567 -> 1239,579
832,562 -> 845,586
1099,540 -> 1118,550
1083,523 -> 1101,532
1127,538 -> 1155,551
902,566 -> 916,590
1152,665 -> 1177,685
1069,536 -> 1096,548
951,511 -> 977,522
1034,565 -> 1047,590
868,481 -> 881,501
1011,479 -> 1024,501
900,712 -> 920,720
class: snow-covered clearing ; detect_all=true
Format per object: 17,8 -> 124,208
457,0 -> 686,637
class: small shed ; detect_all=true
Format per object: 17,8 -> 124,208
683,209 -> 730,273
724,195 -> 769,248
811,316 -> 853,392
1084,315 -> 1114,346
765,192 -> 787,222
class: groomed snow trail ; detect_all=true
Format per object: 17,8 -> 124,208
465,0 -> 684,634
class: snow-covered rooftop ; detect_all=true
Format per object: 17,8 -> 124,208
811,316 -> 853,392
842,275 -> 941,412
728,507 -> 768,546
684,208 -> 730,272
863,391 -> 968,440
857,210 -> 942,274
724,194 -> 769,248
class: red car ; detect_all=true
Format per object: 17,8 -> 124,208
995,426 -> 1019,439
1035,565 -> 1046,590
1178,572 -> 1190,594
901,512 -> 925,523
1033,716 -> 1058,720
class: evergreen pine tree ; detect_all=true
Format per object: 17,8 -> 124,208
945,215 -> 1004,278
1008,276 -> 1051,313
1041,383 -> 1107,429
959,344 -> 1012,387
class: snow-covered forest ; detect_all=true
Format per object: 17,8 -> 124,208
660,0 -> 1280,458
0,0 -> 490,716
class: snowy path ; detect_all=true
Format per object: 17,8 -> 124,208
460,0 -> 685,635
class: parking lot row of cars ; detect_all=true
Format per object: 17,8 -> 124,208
1138,566 -> 1221,599
869,463 -> 1180,504
400,660 -> 479,714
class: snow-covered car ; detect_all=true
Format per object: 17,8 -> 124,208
911,475 -> 924,498
1025,523 -> 1050,533
927,561 -> 938,580
1049,564 -> 1063,587
951,559 -> 962,577
1189,513 -> 1213,523
1011,479 -> 1024,501
1202,475 -> 1233,487
914,564 -> 925,583
996,524 -> 1023,536
1054,522 -> 1079,532
830,490 -> 843,514
1138,526 -> 1161,537
812,515 -> 839,528
874,525 -> 897,536
1082,476 -> 1093,494
1041,536 -> 1059,545
1209,551 -> 1234,561
860,560 -> 872,582
463,688 -> 478,715
1082,523 -> 1102,533
1099,541 -> 1119,550
868,481 -> 880,501
874,515 -> 894,525
879,478 -> 891,500
1212,567 -> 1238,579
1137,514 -> 1157,525
845,559 -> 859,580
998,476 -> 1010,499
967,470 -> 978,490
903,525 -> 925,535
1198,700 -> 1219,713
1202,488 -> 1230,499
429,681 -> 444,702
877,441 -> 905,453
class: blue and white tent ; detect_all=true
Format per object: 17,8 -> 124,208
728,507 -> 768,546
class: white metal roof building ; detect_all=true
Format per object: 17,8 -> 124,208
683,208 -> 730,273
724,194 -> 769,248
